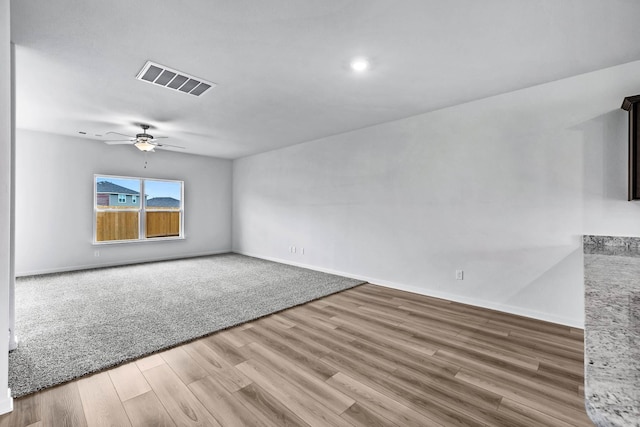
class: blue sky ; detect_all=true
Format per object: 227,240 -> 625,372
144,179 -> 181,200
96,176 -> 181,200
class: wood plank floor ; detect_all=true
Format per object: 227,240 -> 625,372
0,283 -> 593,427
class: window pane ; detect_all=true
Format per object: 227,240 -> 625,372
96,177 -> 141,209
95,176 -> 141,242
144,180 -> 182,210
144,179 -> 182,238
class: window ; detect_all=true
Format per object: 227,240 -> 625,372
144,179 -> 183,239
94,175 -> 183,243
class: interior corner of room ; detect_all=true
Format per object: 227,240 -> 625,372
3,1 -> 640,425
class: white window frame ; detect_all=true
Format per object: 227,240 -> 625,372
94,174 -> 184,244
118,194 -> 127,203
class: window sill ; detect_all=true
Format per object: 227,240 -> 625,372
93,236 -> 186,245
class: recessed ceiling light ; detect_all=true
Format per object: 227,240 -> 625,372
350,58 -> 370,72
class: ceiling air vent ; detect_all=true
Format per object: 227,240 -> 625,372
136,61 -> 216,97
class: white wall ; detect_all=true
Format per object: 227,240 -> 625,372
233,60 -> 640,328
0,0 -> 13,414
15,130 -> 233,275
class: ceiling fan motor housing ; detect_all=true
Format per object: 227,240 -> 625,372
136,125 -> 153,141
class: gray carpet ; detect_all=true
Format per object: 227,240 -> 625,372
9,253 -> 363,397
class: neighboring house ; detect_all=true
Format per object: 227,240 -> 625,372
96,181 -> 140,207
146,197 -> 180,208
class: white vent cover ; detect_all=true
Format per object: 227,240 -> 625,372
136,61 -> 216,97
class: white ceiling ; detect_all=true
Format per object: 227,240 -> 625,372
11,0 -> 640,159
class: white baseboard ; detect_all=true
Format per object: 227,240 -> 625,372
16,250 -> 231,277
8,334 -> 17,351
0,389 -> 13,415
234,250 -> 584,328
236,251 -> 371,281
371,280 -> 584,329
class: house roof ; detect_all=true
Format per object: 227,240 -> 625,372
96,181 -> 140,195
146,197 -> 180,208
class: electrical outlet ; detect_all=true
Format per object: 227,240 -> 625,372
292,246 -> 296,254
455,270 -> 463,280
301,247 -> 305,255
94,250 -> 100,257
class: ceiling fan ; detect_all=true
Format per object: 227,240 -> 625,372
103,124 -> 185,152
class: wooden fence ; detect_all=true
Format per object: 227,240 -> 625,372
96,211 -> 180,241
146,211 -> 181,238
96,211 -> 139,241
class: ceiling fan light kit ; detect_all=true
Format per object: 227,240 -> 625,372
134,140 -> 155,152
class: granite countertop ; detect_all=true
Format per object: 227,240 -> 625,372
584,235 -> 640,426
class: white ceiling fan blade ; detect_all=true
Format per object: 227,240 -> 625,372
105,131 -> 135,138
104,140 -> 133,145
156,143 -> 185,149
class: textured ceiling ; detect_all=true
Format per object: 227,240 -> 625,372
11,0 -> 640,158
